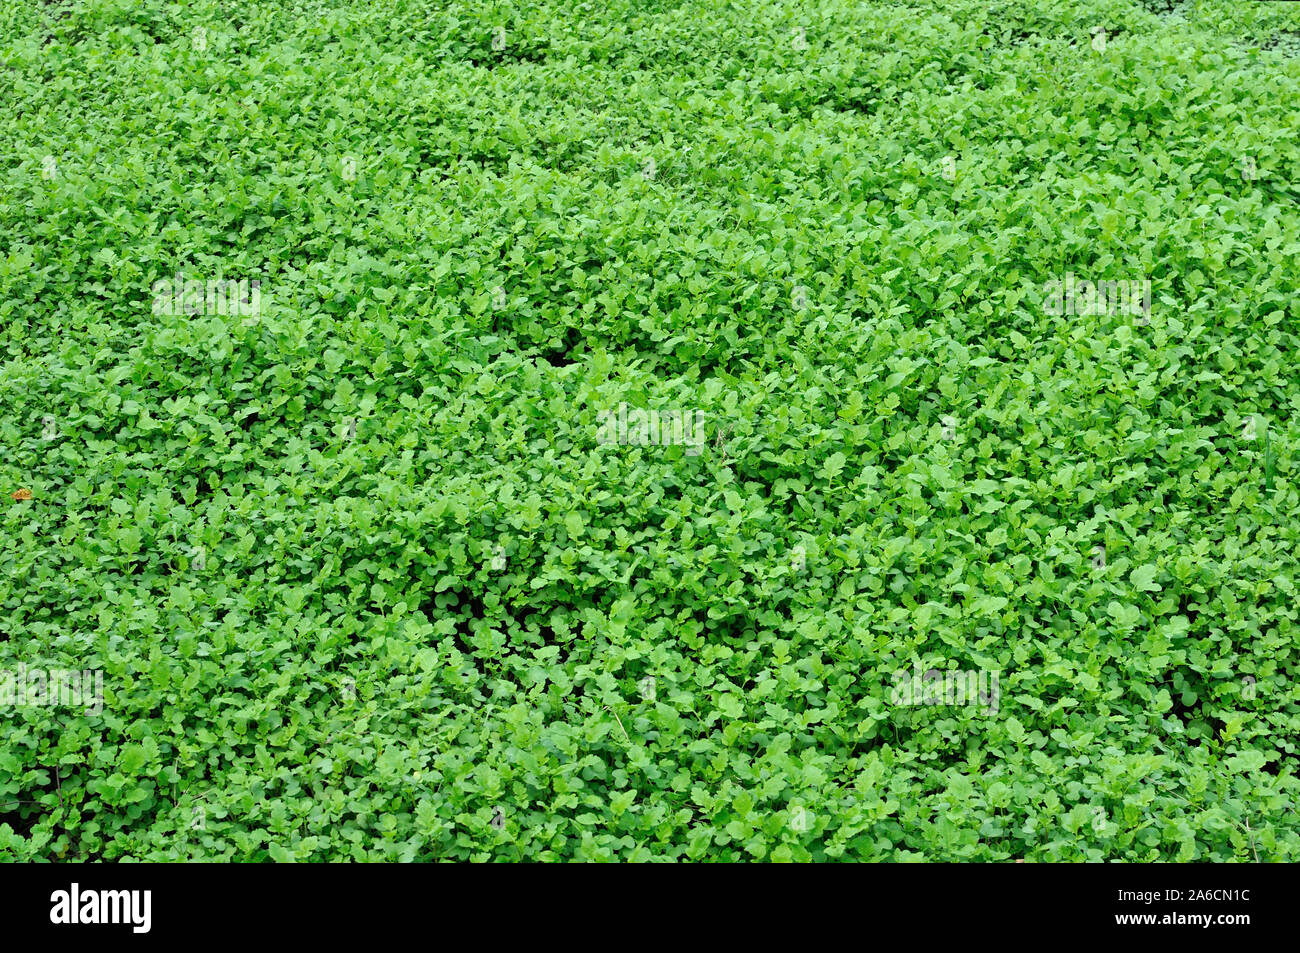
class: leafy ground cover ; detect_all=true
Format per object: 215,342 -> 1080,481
2,0 -> 1299,861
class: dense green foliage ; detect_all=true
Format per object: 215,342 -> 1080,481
3,0 -> 1299,861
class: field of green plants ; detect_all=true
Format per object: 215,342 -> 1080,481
3,0 -> 1299,862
